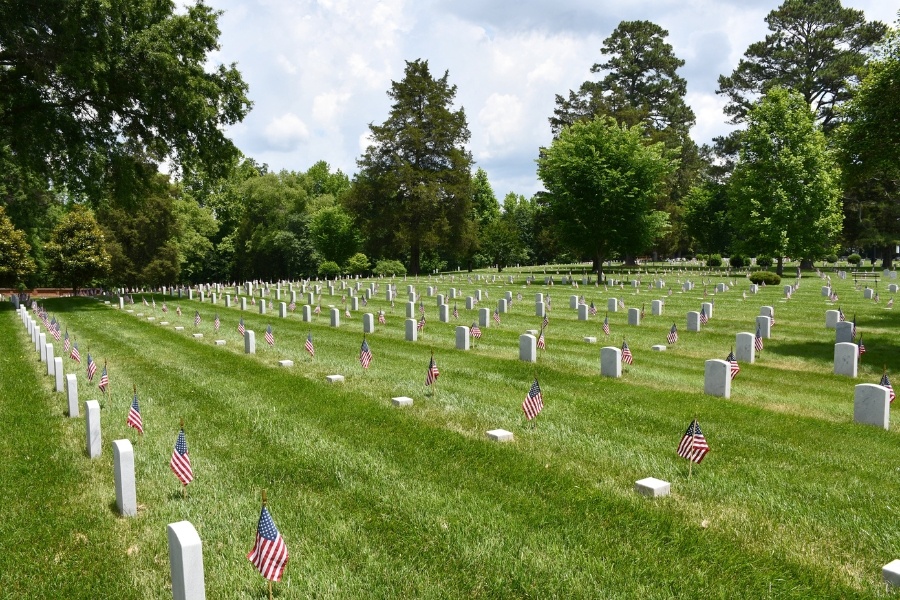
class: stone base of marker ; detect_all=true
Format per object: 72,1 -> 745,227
326,375 -> 345,383
113,439 -> 136,516
66,374 -> 79,417
192,333 -> 203,339
392,396 -> 413,407
456,326 -> 470,350
486,429 -> 513,442
167,521 -> 206,600
833,342 -> 858,377
635,477 -> 670,497
884,560 -> 900,587
651,345 -> 666,351
584,336 -> 597,344
85,400 -> 101,458
853,384 -> 890,429
601,347 -> 622,378
160,321 -> 169,326
278,360 -> 294,368
704,359 -> 731,398
214,340 -> 226,346
519,334 -> 536,362
175,326 -> 185,331
735,332 -> 755,364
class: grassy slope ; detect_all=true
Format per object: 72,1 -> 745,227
1,272 -> 898,599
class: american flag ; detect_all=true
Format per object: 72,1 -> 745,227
537,326 -> 546,349
70,342 -> 81,363
493,309 -> 500,324
699,306 -> 708,325
152,298 -> 156,310
425,354 -> 440,386
214,313 -> 220,331
247,505 -> 289,582
858,337 -> 866,357
668,288 -> 673,297
621,339 -> 633,364
87,354 -> 97,381
305,332 -> 315,357
677,419 -> 710,464
603,315 -> 610,336
881,372 -> 895,403
288,301 -> 296,312
345,308 -> 351,318
640,304 -> 646,320
417,314 -> 426,331
838,307 -> 845,321
727,351 -> 740,379
98,363 -> 109,392
63,330 -> 70,354
618,298 -> 625,309
126,390 -> 143,434
542,314 -> 549,329
238,317 -> 245,336
176,305 -> 182,316
378,311 -> 386,325
194,311 -> 201,326
314,304 -> 321,315
851,315 -> 857,339
588,301 -> 597,316
420,301 -> 425,315
754,324 -> 764,351
170,428 -> 193,485
889,297 -> 894,308
453,304 -> 459,319
265,325 -> 274,346
522,379 -> 544,421
51,318 -> 61,341
667,324 -> 678,345
359,338 -> 372,369
361,297 -> 367,307
143,296 -> 149,306
162,302 -> 168,313
470,323 -> 482,339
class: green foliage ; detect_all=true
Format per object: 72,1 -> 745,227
683,183 -> 731,254
717,0 -> 886,129
372,259 -> 407,277
0,0 -> 251,201
707,254 -> 723,267
317,260 -> 341,277
172,197 -> 218,284
0,205 -> 35,286
310,206 -> 359,266
825,253 -> 838,263
756,256 -> 774,268
348,59 -> 474,274
728,254 -> 747,268
345,253 -> 370,275
537,116 -> 677,274
729,88 -> 843,275
847,253 -> 862,265
44,205 -> 110,290
748,270 -> 782,285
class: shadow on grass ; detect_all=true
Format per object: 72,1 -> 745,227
764,340 -> 835,363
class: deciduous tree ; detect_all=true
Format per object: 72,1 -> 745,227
45,205 -> 110,292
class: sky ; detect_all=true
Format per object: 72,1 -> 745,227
206,0 -> 897,200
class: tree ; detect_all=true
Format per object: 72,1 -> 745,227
683,184 -> 732,255
310,206 -> 360,267
837,25 -> 900,267
717,0 -> 886,130
0,205 -> 36,287
45,205 -> 111,292
729,88 -> 842,275
0,0 -> 251,201
536,116 -> 676,278
347,59 -> 474,274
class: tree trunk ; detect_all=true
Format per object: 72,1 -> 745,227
882,244 -> 893,269
624,254 -> 637,266
594,253 -> 605,282
776,256 -> 784,276
410,241 -> 420,276
799,258 -> 814,270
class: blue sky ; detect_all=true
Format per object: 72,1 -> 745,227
206,0 -> 897,200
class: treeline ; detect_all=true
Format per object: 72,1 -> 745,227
1,0 -> 899,289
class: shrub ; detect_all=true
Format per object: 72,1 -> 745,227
344,253 -> 370,275
706,254 -> 723,267
847,253 -> 862,265
695,253 -> 707,262
372,259 -> 407,277
728,254 -> 746,268
749,271 -> 781,285
825,254 -> 838,264
318,260 -> 341,277
756,256 -> 773,268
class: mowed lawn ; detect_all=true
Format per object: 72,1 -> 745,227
1,271 -> 899,599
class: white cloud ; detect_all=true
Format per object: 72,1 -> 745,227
275,54 -> 297,74
312,91 -> 352,125
478,93 -> 525,158
264,113 -> 310,151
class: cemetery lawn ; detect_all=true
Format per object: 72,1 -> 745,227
2,274 -> 899,598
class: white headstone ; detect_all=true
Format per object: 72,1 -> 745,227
833,342 -> 858,377
756,315 -> 771,339
392,397 -> 413,407
39,333 -> 47,361
46,343 -> 55,374
85,400 -> 101,458
519,334 -> 536,362
704,359 -> 731,398
607,298 -> 618,313
584,337 -> 597,343
889,283 -> 899,293
214,340 -> 226,346
701,302 -> 713,319
600,347 -> 622,378
883,559 -> 900,587
279,302 -> 287,318
363,313 -> 375,333
821,286 -> 831,297
628,307 -> 640,326
864,288 -> 874,300
66,374 -> 79,417
192,333 -> 203,339
404,301 -> 415,318
498,298 -> 508,314
240,297 -> 247,311
578,303 -> 589,321
54,358 -> 64,392
302,305 -> 312,322
716,283 -> 726,293
439,304 -> 449,322
760,305 -> 774,320
825,310 -> 839,329
326,375 -> 345,383
405,318 -> 417,341
570,295 -> 578,309
735,332 -> 755,364
278,360 -> 294,368
651,344 -> 666,351
244,330 -> 256,354
456,326 -> 470,350
853,384 -> 890,429
330,307 -> 341,327
479,307 -> 491,327
167,521 -> 206,600
535,300 -> 545,317
486,429 -> 513,442
687,311 -> 701,332
651,300 -> 663,316
835,321 -> 854,343
113,439 -> 137,516
635,477 -> 670,497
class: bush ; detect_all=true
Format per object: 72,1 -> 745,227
706,254 -> 723,267
825,254 -> 838,264
728,254 -> 746,268
318,260 -> 341,277
847,253 -> 862,265
756,256 -> 773,268
749,271 -> 781,285
344,252 -> 370,275
372,259 -> 407,277
695,253 -> 707,262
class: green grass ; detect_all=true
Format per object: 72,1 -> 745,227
2,271 -> 899,598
